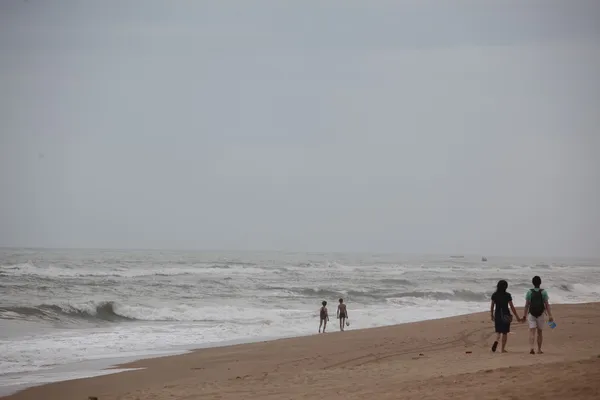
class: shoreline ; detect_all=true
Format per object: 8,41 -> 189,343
3,302 -> 600,400
0,306 -> 493,395
0,304 -> 502,395
0,334 -> 299,397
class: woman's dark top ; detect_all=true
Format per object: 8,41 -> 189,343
492,291 -> 513,333
492,291 -> 512,316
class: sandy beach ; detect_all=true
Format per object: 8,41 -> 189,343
3,303 -> 600,400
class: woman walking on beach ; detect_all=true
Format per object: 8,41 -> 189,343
490,280 -> 522,353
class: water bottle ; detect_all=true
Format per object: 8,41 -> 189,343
548,320 -> 557,329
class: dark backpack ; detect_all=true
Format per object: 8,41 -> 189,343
529,289 -> 545,317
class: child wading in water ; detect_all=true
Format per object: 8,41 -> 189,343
337,298 -> 348,331
319,301 -> 329,333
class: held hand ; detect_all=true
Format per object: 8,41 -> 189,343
549,316 -> 554,323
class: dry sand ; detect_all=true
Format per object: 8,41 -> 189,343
3,303 -> 600,400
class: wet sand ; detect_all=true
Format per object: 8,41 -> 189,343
3,303 -> 600,400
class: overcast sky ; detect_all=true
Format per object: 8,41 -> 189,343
1,0 -> 599,257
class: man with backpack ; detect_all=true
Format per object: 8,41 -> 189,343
523,276 -> 554,354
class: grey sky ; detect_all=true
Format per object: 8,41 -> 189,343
1,0 -> 599,257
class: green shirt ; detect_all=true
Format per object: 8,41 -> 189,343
525,288 -> 549,302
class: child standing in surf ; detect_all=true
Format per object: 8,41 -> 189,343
337,298 -> 348,331
319,301 -> 329,333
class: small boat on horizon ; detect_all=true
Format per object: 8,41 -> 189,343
482,257 -> 488,262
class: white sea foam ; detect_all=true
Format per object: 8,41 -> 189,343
0,262 -> 272,279
0,302 -> 483,376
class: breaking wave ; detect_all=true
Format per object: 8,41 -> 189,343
387,290 -> 489,302
0,301 -> 277,324
0,302 -> 133,322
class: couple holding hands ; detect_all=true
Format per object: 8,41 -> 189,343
490,276 -> 554,354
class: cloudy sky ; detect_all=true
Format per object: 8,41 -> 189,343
1,0 -> 599,257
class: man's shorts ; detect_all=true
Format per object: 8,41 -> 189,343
528,314 -> 545,329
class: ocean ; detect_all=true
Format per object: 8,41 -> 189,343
1,249 -> 599,393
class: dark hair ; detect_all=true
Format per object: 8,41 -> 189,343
322,301 -> 327,306
339,298 -> 344,303
532,276 -> 542,288
495,280 -> 508,294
